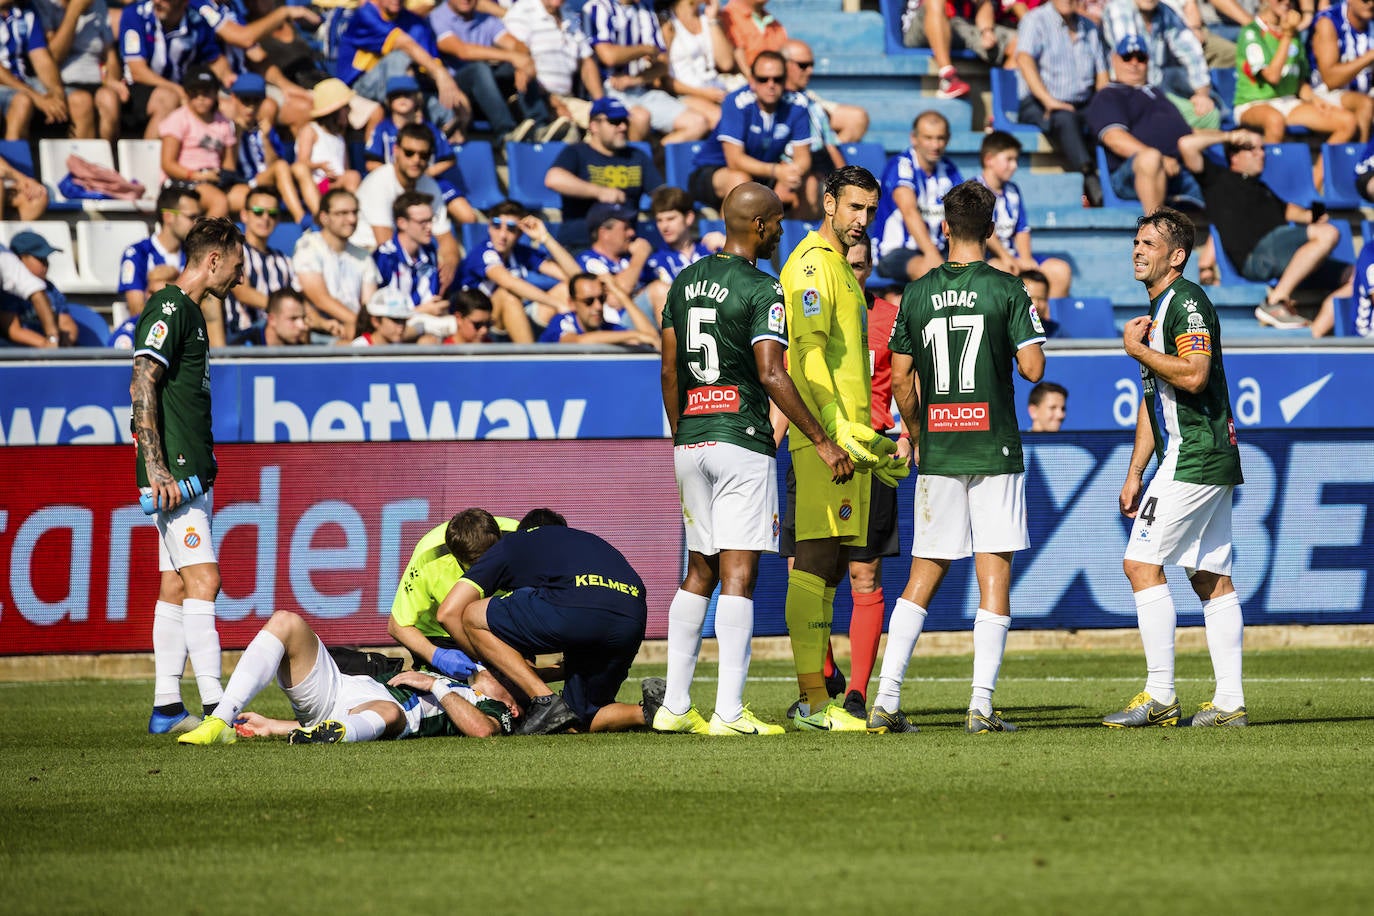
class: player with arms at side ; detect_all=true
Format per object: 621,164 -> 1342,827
872,180 -> 1046,734
1104,207 -> 1248,729
781,165 -> 909,732
655,182 -> 854,736
131,217 -> 245,735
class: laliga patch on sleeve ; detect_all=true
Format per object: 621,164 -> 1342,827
1029,302 -> 1045,335
121,258 -> 135,287
768,301 -> 785,334
802,288 -> 821,317
145,320 -> 169,349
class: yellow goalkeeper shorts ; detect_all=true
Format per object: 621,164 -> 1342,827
791,443 -> 869,546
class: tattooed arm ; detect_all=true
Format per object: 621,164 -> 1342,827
130,355 -> 183,511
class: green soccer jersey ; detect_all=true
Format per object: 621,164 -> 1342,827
132,284 -> 216,488
391,516 -> 519,637
1144,277 -> 1244,486
890,261 -> 1046,476
663,251 -> 788,457
1234,19 -> 1308,108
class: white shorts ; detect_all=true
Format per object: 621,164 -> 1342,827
1234,95 -> 1306,122
606,87 -> 687,134
152,488 -> 217,572
1124,452 -> 1234,576
911,472 -> 1028,560
284,637 -> 399,729
675,441 -> 779,555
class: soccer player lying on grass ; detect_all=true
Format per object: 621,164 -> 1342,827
178,611 -> 517,746
437,517 -> 665,736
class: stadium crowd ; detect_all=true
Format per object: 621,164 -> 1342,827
2,0 -> 1373,348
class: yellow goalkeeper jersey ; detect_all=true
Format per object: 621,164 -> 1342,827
780,230 -> 871,452
390,515 -> 518,636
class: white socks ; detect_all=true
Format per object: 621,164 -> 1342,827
1135,584 -> 1177,704
713,594 -> 754,722
969,609 -> 1011,716
211,628 -> 285,725
664,589 -> 709,715
1203,591 -> 1245,709
182,598 -> 224,707
874,598 -> 928,712
338,710 -> 387,742
152,600 -> 187,707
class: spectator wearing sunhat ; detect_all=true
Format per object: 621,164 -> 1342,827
0,231 -> 75,348
546,96 -> 663,240
293,78 -> 364,218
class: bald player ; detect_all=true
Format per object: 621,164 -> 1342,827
656,182 -> 853,736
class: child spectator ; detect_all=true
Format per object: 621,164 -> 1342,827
1019,268 -> 1058,337
295,78 -> 363,217
975,131 -> 1073,298
225,72 -> 307,225
159,66 -> 242,218
353,286 -> 418,346
644,185 -> 725,323
1027,380 -> 1068,432
447,287 -> 494,343
456,199 -> 578,338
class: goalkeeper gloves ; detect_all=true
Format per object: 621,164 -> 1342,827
820,403 -> 897,469
431,647 -> 478,680
871,455 -> 910,488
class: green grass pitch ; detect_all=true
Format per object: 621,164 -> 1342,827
3,647 -> 1372,915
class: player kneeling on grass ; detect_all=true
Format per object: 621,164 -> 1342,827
178,611 -> 517,745
438,518 -> 665,736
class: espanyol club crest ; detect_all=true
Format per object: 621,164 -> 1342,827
838,499 -> 853,521
184,528 -> 201,549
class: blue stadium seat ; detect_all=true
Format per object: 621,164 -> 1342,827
1330,296 -> 1373,337
0,139 -> 35,176
267,221 -> 304,254
878,0 -> 926,55
1094,146 -> 1138,210
65,303 -> 111,347
839,142 -> 887,177
779,219 -> 820,263
1332,216 -> 1357,264
1261,142 -> 1318,207
664,141 -> 705,191
1049,297 -> 1116,338
1208,224 -> 1260,287
1320,143 -> 1365,210
1210,68 -> 1236,109
461,221 -> 489,253
506,141 -> 567,212
991,69 -> 1037,136
1363,219 -> 1374,247
452,141 -> 503,211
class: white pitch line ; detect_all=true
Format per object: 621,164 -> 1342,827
723,676 -> 1374,685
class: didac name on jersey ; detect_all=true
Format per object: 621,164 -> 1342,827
932,290 -> 979,310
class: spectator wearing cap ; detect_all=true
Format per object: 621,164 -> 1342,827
0,150 -> 47,221
1101,0 -> 1219,129
430,0 -> 560,145
294,77 -> 364,218
158,65 -> 241,218
0,0 -> 69,140
1085,35 -> 1221,215
582,0 -> 710,144
118,183 -> 198,319
229,287 -> 314,347
225,72 -> 308,225
688,49 -> 814,214
353,287 -> 413,345
363,75 -> 474,229
336,0 -> 468,136
354,122 -> 471,294
118,0 -> 233,139
0,230 -> 74,348
293,187 -> 381,341
546,96 -> 664,240
1016,0 -> 1110,206
30,0 -> 122,141
456,199 -> 578,338
538,271 -> 659,347
575,201 -> 660,335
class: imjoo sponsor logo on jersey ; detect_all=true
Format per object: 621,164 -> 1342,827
928,402 -> 990,432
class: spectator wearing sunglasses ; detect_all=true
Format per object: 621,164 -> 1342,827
546,97 -> 664,243
687,50 -> 815,215
223,188 -> 305,333
538,272 -> 660,348
448,288 -> 495,343
456,200 -> 580,338
1101,0 -> 1220,129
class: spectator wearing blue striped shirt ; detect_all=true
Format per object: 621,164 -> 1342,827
223,188 -> 301,333
1015,0 -> 1110,205
0,0 -> 69,140
226,73 -> 307,224
118,0 -> 233,138
374,190 -> 457,341
119,184 -> 197,319
583,0 -> 710,143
